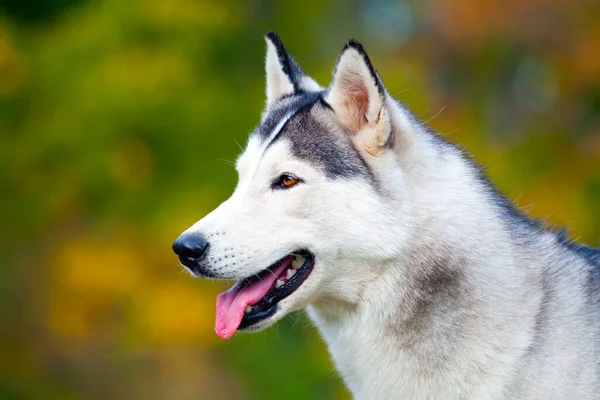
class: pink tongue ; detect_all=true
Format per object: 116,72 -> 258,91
215,257 -> 291,339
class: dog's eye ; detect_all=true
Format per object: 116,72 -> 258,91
273,174 -> 300,189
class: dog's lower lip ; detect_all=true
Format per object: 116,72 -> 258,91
238,251 -> 314,330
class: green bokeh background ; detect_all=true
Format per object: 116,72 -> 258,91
1,0 -> 599,399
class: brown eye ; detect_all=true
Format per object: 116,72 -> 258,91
273,174 -> 301,189
282,175 -> 297,187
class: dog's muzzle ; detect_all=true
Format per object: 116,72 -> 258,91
172,233 -> 209,273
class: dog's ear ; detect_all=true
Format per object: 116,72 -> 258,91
264,31 -> 320,108
325,40 -> 392,156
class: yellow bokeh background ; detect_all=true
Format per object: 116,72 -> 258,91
1,0 -> 599,399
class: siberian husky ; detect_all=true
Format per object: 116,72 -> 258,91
172,31 -> 600,399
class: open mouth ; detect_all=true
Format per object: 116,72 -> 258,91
214,250 -> 314,339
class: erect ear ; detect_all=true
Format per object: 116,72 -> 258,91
265,31 -> 320,108
325,40 -> 392,156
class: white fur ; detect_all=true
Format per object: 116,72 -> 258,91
180,37 -> 600,399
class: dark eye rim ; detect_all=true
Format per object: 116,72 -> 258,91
271,173 -> 303,190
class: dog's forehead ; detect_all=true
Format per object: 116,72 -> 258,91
249,93 -> 370,179
254,92 -> 324,142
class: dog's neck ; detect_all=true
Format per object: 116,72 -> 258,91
307,123 -> 539,398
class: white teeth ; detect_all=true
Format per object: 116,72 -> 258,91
286,268 -> 296,279
275,279 -> 284,289
245,305 -> 252,313
292,255 -> 306,269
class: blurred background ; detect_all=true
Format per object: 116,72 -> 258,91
1,0 -> 599,398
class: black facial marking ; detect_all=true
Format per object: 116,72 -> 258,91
318,96 -> 333,111
267,95 -> 371,179
266,30 -> 305,93
253,92 -> 371,180
255,92 -> 324,142
283,107 -> 371,179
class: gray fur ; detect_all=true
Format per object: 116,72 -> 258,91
254,92 -> 372,180
176,33 -> 600,399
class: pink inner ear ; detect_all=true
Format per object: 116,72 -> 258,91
340,76 -> 370,132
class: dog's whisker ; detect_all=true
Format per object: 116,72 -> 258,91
217,158 -> 236,167
422,105 -> 447,125
234,139 -> 244,152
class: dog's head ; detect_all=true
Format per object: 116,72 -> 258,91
173,32 -> 415,338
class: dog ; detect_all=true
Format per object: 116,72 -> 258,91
172,31 -> 600,399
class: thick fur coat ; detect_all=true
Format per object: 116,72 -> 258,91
173,32 -> 600,399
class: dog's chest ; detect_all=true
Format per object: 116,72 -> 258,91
306,306 -> 492,399
307,307 -> 436,399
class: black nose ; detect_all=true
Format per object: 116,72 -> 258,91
172,234 -> 209,262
